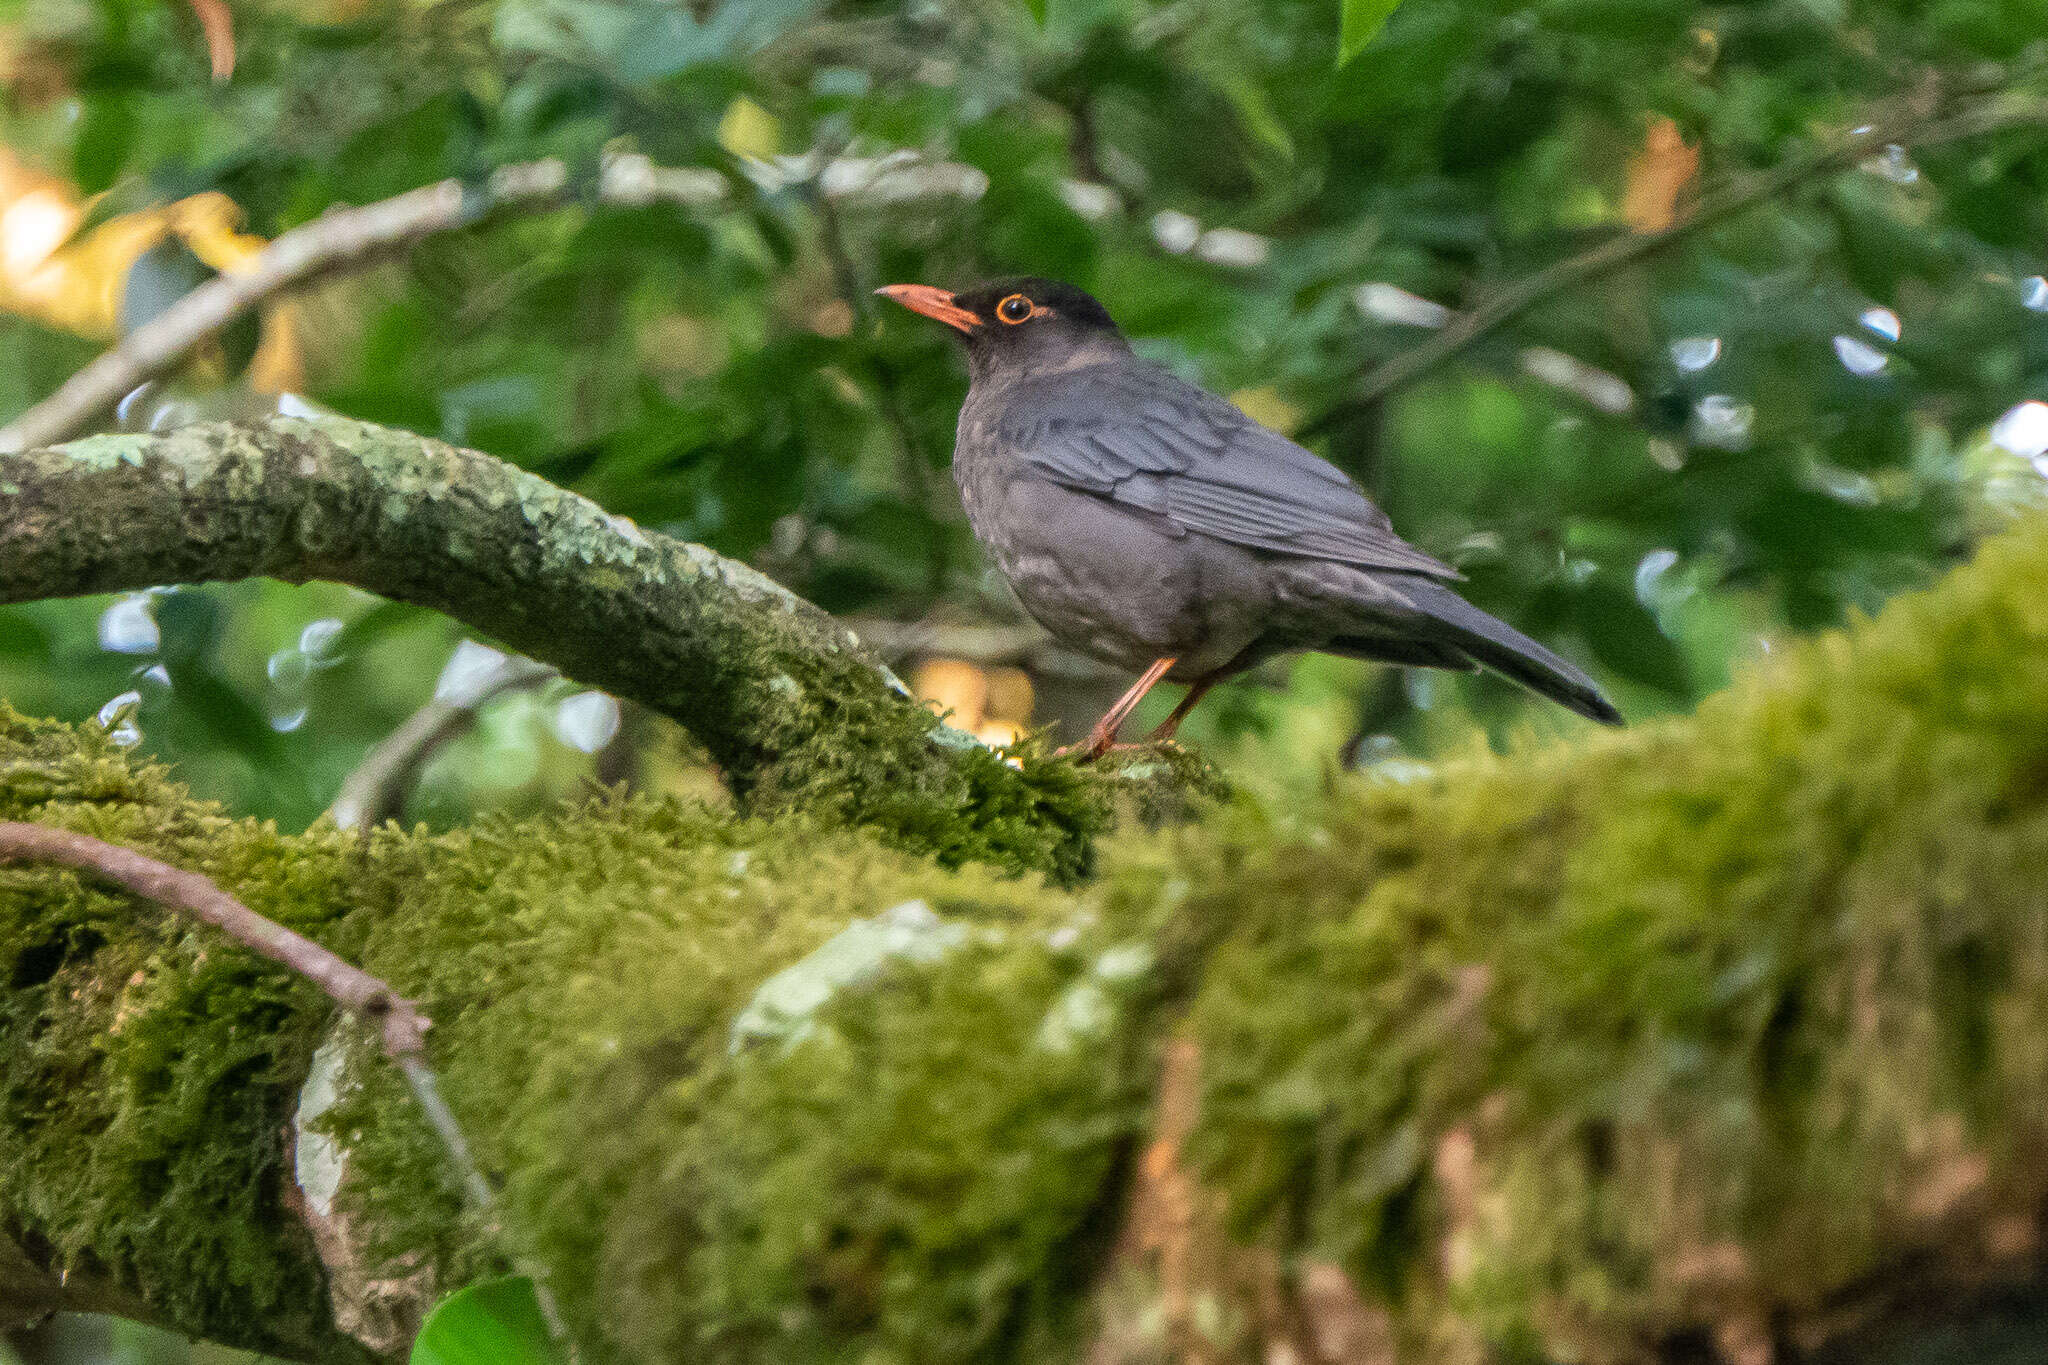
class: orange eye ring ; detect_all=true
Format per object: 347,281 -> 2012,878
996,293 -> 1035,324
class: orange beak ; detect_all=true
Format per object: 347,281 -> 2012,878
875,283 -> 981,333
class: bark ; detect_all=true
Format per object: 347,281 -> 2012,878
0,415 -> 1106,880
4,513 -> 2048,1363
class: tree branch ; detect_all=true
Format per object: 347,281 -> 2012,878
327,653 -> 559,832
0,822 -> 574,1356
0,155 -> 727,455
0,415 -> 1105,879
1314,81 -> 2048,428
0,818 -> 428,1088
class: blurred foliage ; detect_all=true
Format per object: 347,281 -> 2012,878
0,1314 -> 270,1364
0,0 -> 2044,818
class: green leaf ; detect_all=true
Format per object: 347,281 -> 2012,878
1337,0 -> 1402,65
411,1278 -> 565,1365
1022,0 -> 1046,24
1216,73 -> 1295,163
1575,579 -> 1691,697
72,95 -> 139,194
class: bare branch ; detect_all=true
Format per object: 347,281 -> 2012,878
0,156 -> 727,455
0,822 -> 425,1058
328,653 -> 558,832
1315,83 -> 2048,428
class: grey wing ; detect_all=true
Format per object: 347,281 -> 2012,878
997,362 -> 1460,580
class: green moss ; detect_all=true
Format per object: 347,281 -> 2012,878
1179,524 -> 2048,1357
328,794 -> 1157,1364
6,518 -> 2048,1363
0,706 -> 366,1360
718,622 -> 1120,885
0,705 -> 1160,1359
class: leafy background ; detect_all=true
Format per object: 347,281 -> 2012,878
1,0 -> 2047,1357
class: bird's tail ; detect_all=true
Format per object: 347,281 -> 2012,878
1397,579 -> 1623,726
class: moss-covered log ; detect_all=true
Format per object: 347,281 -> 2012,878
4,517 -> 2048,1363
0,415 -> 1105,880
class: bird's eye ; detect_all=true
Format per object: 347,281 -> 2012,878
997,294 -> 1033,323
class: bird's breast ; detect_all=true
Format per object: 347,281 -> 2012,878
954,460 -> 1271,677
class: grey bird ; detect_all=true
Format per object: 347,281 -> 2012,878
878,277 -> 1622,759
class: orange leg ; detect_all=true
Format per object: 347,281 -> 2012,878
1060,656 -> 1177,762
1145,676 -> 1216,744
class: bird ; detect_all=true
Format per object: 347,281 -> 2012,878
877,277 -> 1622,760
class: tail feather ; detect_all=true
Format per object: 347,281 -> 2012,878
1398,580 -> 1623,726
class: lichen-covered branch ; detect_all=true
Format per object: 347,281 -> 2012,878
0,414 -> 1106,879
5,514 -> 2048,1362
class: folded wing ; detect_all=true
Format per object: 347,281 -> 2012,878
995,361 -> 1460,579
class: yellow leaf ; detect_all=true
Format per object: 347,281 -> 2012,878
913,658 -> 989,731
1622,116 -> 1699,233
1229,385 -> 1302,435
717,97 -> 781,163
983,667 -> 1035,724
0,155 -> 299,386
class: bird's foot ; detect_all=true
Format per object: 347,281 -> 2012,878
1053,739 -> 1156,764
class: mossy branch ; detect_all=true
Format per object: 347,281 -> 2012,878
6,514 -> 2048,1361
0,414 -> 1106,879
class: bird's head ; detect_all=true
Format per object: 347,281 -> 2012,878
876,277 -> 1128,383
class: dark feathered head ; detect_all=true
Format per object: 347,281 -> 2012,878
877,277 -> 1127,383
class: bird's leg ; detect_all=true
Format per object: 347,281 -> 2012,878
1061,656 -> 1177,761
1145,676 -> 1216,744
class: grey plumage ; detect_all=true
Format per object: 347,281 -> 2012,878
984,361 -> 1459,578
879,277 -> 1622,752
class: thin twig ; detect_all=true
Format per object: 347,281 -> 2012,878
1311,86 -> 2048,431
809,170 -> 866,320
327,654 -> 557,832
394,1060 -> 497,1222
0,822 -> 575,1355
0,823 -> 433,1060
812,185 -> 944,508
0,156 -> 727,454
